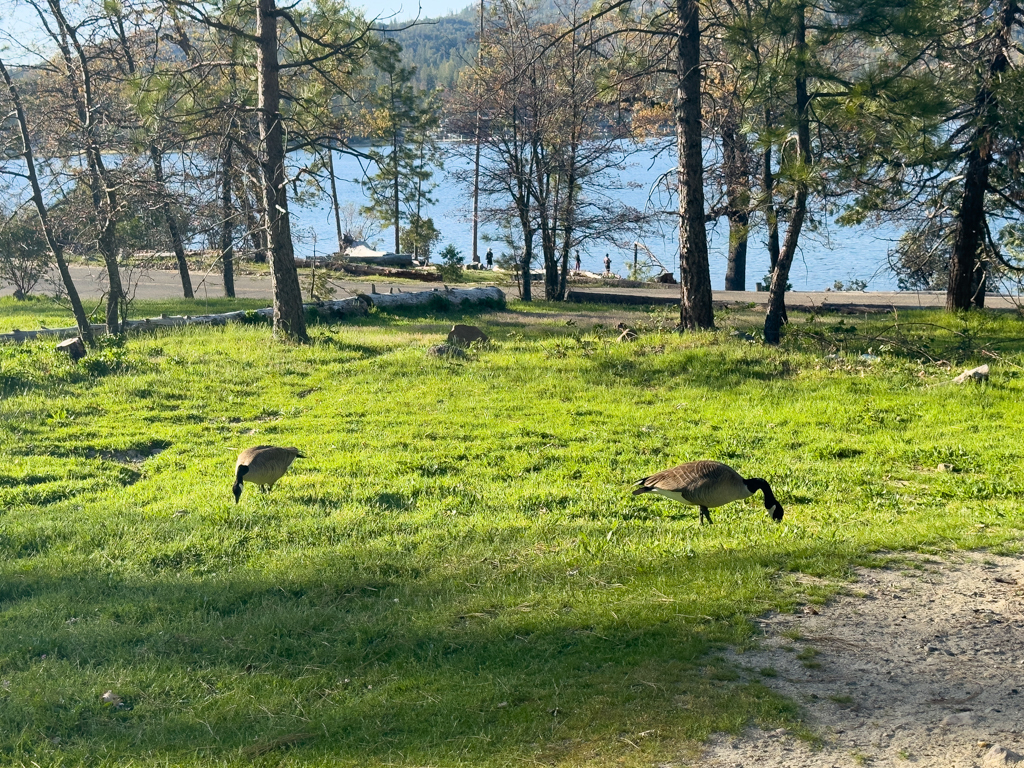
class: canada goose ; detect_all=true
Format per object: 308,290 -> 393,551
232,446 -> 305,503
632,460 -> 784,525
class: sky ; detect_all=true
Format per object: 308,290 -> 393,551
0,0 -> 471,63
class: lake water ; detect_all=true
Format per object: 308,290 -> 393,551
0,145 -> 903,291
291,145 -> 904,292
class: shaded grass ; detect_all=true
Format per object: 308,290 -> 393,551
0,303 -> 1021,766
0,296 -> 275,333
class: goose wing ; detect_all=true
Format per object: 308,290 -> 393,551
634,460 -> 747,506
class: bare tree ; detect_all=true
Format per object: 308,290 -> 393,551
0,54 -> 94,343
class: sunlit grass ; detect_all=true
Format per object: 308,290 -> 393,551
0,302 -> 1021,766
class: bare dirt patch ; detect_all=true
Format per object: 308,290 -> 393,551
702,553 -> 1024,767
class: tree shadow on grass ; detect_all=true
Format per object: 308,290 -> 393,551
0,544 -> 827,765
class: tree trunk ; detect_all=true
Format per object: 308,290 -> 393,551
0,55 -> 93,344
721,108 -> 749,291
393,109 -> 401,254
221,139 -> 236,298
764,5 -> 810,345
150,146 -> 194,298
947,0 -> 1015,311
327,143 -> 345,252
763,108 -> 781,275
256,0 -> 307,341
521,226 -> 533,302
675,0 -> 714,330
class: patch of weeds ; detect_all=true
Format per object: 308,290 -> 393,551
796,647 -> 821,668
759,667 -> 778,678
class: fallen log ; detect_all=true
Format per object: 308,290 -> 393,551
0,291 -> 502,343
335,262 -> 443,282
360,285 -> 505,310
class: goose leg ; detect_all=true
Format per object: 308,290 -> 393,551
700,506 -> 712,525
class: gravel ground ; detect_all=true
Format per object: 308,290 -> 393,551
700,553 -> 1024,768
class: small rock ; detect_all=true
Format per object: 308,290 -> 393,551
427,343 -> 467,359
983,744 -> 1023,766
940,712 -> 976,727
56,336 -> 87,362
447,324 -> 489,347
953,364 -> 989,384
937,463 -> 956,472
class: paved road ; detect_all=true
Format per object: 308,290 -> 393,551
2,266 -> 1019,310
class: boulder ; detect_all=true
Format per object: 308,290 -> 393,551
953,364 -> 989,384
447,324 -> 489,347
983,745 -> 1023,767
56,336 -> 87,362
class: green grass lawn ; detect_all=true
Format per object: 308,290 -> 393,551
0,301 -> 1022,766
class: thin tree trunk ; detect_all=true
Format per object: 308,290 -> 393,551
327,143 -> 344,252
763,108 -> 781,276
149,146 -> 193,298
393,75 -> 401,255
0,54 -> 93,344
675,0 -> 714,330
764,5 -> 810,345
722,108 -> 749,291
256,0 -> 307,341
471,0 -> 483,267
221,138 -> 235,298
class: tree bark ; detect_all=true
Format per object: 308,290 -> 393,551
256,0 -> 307,341
764,5 -> 810,345
0,55 -> 93,345
675,0 -> 715,330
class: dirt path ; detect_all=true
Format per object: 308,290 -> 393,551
697,553 -> 1024,768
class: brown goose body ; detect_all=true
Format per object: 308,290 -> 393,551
633,460 -> 783,524
233,446 -> 305,503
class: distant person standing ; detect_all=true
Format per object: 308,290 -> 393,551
485,247 -> 493,269
603,253 -> 612,276
574,251 -> 582,272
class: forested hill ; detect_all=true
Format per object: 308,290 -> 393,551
384,6 -> 477,91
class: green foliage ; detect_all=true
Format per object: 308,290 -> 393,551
400,212 -> 440,261
359,43 -> 442,252
0,304 -> 1021,765
437,242 -> 464,282
0,210 -> 50,299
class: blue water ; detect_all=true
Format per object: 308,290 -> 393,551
291,145 -> 903,291
0,145 -> 902,291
